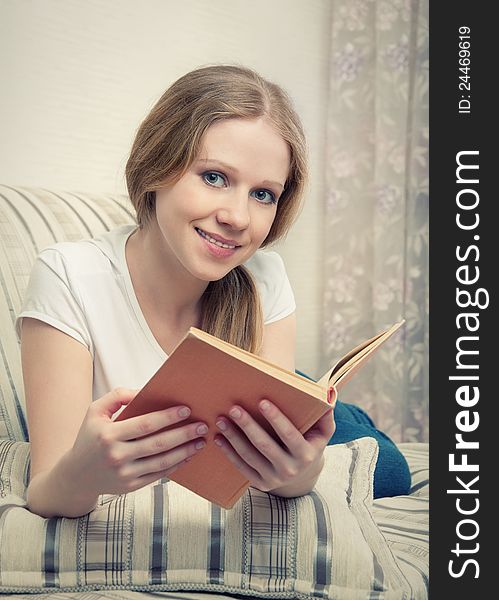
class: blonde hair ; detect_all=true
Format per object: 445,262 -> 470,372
125,64 -> 308,352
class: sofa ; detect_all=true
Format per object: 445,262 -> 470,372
0,184 -> 428,599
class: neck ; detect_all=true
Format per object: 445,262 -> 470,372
126,221 -> 208,327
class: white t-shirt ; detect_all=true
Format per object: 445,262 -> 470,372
15,225 -> 296,400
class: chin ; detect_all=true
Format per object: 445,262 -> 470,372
190,265 -> 233,283
188,251 -> 251,282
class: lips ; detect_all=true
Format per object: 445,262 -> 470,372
195,227 -> 241,249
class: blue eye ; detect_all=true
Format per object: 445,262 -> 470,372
202,171 -> 226,187
202,171 -> 277,205
251,190 -> 277,205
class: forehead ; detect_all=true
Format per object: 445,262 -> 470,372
198,118 -> 290,183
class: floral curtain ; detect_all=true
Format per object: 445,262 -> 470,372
322,0 -> 429,442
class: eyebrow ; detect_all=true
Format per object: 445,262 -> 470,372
195,158 -> 285,192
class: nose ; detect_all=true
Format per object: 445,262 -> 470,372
216,190 -> 251,231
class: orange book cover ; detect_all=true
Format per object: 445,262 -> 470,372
114,328 -> 333,508
115,321 -> 404,508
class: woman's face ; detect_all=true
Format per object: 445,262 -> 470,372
153,117 -> 290,282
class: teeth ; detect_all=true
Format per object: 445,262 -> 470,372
196,228 -> 236,249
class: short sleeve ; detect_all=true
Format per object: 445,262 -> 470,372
15,247 -> 93,353
245,251 -> 296,325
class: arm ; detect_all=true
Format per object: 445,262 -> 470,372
215,313 -> 335,498
22,317 -> 99,517
259,311 -> 296,372
21,318 -> 208,518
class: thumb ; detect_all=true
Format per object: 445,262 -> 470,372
304,408 -> 335,447
94,387 -> 139,419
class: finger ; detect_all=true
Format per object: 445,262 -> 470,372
124,456 -> 192,493
129,438 -> 206,479
213,435 -> 264,488
128,421 -> 209,460
125,470 -> 171,493
94,387 -> 140,418
234,401 -> 308,456
215,416 -> 274,475
114,405 -> 193,441
303,409 -> 336,448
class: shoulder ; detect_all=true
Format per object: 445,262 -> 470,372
17,226 -> 135,351
244,249 -> 287,285
35,225 -> 134,278
244,250 -> 296,325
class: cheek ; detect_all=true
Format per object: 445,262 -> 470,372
153,191 -> 171,222
253,207 -> 278,242
154,191 -> 191,227
154,203 -> 172,236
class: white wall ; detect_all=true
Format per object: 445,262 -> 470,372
0,0 -> 331,376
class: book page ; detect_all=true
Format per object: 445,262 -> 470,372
316,320 -> 405,389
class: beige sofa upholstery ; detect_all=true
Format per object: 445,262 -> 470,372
0,184 -> 428,599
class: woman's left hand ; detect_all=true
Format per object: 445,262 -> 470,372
214,399 -> 336,497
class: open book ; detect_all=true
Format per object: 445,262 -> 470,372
115,319 -> 405,508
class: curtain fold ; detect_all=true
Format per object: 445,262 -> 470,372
322,0 -> 429,442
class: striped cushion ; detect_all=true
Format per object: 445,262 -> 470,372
0,184 -> 135,442
373,444 -> 429,598
0,185 -> 425,597
0,436 -> 412,597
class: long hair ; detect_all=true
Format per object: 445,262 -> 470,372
125,64 -> 308,352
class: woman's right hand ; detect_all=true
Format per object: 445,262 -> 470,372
67,387 -> 208,497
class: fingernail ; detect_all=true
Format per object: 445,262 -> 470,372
178,407 -> 191,418
196,440 -> 206,450
216,419 -> 227,431
229,407 -> 242,419
196,424 -> 208,435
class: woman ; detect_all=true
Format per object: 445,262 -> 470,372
17,65 -> 409,518
18,65 -> 336,518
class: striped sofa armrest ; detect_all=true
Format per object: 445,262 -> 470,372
0,437 -> 416,598
0,184 -> 135,441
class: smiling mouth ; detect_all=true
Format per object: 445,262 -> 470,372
195,227 -> 240,250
